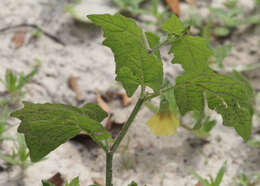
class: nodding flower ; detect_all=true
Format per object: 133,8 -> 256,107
146,98 -> 179,136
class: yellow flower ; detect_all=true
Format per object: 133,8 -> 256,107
146,112 -> 179,136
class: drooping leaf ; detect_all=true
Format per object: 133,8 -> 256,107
88,13 -> 163,96
11,102 -> 111,162
174,68 -> 253,140
169,35 -> 213,72
161,14 -> 185,36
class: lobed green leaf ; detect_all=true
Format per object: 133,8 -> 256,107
88,13 -> 163,96
174,69 -> 253,140
169,35 -> 213,72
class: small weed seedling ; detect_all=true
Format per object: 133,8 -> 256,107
11,14 -> 254,186
0,133 -> 35,180
0,62 -> 39,106
190,161 -> 227,186
235,173 -> 260,186
0,106 -> 9,142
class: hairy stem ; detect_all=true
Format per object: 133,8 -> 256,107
148,38 -> 169,54
111,97 -> 145,153
106,152 -> 113,186
105,95 -> 145,186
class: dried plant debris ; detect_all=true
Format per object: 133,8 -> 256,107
99,91 -> 133,107
92,177 -> 105,186
165,0 -> 180,16
96,93 -> 110,113
68,75 -> 82,102
10,31 -> 27,49
47,172 -> 64,186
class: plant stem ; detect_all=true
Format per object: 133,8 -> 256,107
105,96 -> 145,186
106,152 -> 113,186
148,38 -> 169,54
111,97 -> 145,153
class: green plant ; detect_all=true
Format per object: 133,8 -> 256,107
190,161 -> 227,186
210,0 -> 260,37
235,173 -> 260,186
184,0 -> 260,38
0,62 -> 40,106
11,14 -> 254,186
112,0 -> 145,14
0,133 -> 35,179
0,106 -> 9,141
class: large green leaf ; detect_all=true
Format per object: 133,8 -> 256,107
169,35 -> 213,72
11,102 -> 110,162
88,13 -> 163,96
174,69 -> 253,140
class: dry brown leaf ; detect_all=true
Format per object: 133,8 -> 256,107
92,177 -> 105,186
105,114 -> 113,131
11,31 -> 26,48
119,93 -> 132,107
165,0 -> 180,16
68,75 -> 81,101
47,172 -> 64,186
97,93 -> 110,113
195,182 -> 203,186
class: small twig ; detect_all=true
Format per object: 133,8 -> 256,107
0,23 -> 65,46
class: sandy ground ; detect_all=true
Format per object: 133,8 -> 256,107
0,0 -> 260,186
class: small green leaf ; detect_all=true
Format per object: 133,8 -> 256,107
65,177 -> 80,186
0,153 -> 20,165
212,44 -> 232,68
17,133 -> 29,163
11,102 -> 111,162
214,161 -> 227,185
161,14 -> 185,36
0,106 -> 8,135
88,13 -> 163,96
174,69 -> 253,141
42,180 -> 55,186
190,168 -> 211,186
169,35 -> 213,72
248,139 -> 260,148
214,27 -> 230,37
5,69 -> 17,93
113,0 -> 145,13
